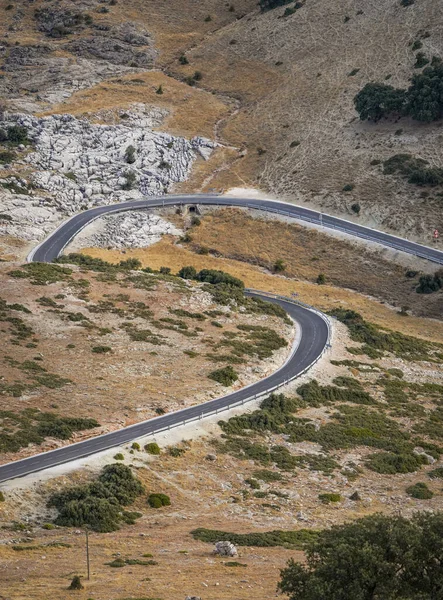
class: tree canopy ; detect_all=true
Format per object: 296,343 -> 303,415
354,65 -> 443,123
278,512 -> 443,600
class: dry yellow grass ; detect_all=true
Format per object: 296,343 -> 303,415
79,237 -> 443,344
40,71 -> 230,139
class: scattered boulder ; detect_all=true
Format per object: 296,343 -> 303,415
205,453 -> 217,462
414,447 -> 436,465
214,541 -> 238,557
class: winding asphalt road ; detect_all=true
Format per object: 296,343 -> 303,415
1,194 -> 442,483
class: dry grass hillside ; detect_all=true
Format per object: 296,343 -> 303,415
168,0 -> 443,241
0,260 -> 293,465
1,0 -> 443,243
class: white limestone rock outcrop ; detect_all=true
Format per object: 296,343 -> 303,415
0,109 -> 214,241
214,541 -> 238,557
67,210 -> 183,250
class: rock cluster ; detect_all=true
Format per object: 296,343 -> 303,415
0,109 -> 214,241
70,211 -> 183,249
214,541 -> 238,557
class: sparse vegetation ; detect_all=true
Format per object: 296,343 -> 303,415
0,409 -> 99,453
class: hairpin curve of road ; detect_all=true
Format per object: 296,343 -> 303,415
1,194 -> 442,483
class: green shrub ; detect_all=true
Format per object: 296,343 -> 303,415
192,527 -> 318,548
114,453 -> 124,460
406,482 -> 433,499
145,442 -> 161,455
316,273 -> 326,285
366,451 -> 426,474
273,259 -> 286,272
245,478 -> 260,489
416,271 -> 443,294
6,125 -> 29,145
92,345 -> 112,353
0,491 -> 5,502
0,150 -> 16,164
208,365 -> 238,386
68,575 -> 83,590
428,467 -> 443,479
48,463 -> 144,532
168,446 -> 186,457
329,308 -> 440,360
225,561 -> 247,567
252,469 -> 283,482
318,493 -> 341,504
148,493 -> 171,508
131,442 -> 140,451
177,265 -> 197,279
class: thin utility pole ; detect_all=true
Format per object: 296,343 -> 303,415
85,526 -> 90,580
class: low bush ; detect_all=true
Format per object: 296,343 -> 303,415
92,345 -> 112,353
192,527 -> 318,548
366,451 -> 427,474
148,493 -> 171,508
406,482 -> 434,499
145,442 -> 161,455
428,467 -> 443,479
208,365 -> 238,386
416,271 -> 443,294
252,469 -> 283,482
318,493 -> 341,504
113,453 -> 124,460
329,308 -> 440,361
245,477 -> 260,489
68,575 -> 83,590
168,446 -> 186,457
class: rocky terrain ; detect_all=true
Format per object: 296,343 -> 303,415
0,108 -> 213,242
67,210 -> 183,250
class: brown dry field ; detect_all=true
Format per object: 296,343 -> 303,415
185,208 -> 443,320
79,236 -> 443,345
0,262 -> 292,465
41,71 -> 232,140
3,415 -> 443,600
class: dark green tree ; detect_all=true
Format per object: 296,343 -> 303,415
259,0 -> 293,11
68,575 -> 83,590
177,265 -> 198,279
278,512 -> 443,600
354,83 -> 406,121
407,65 -> 443,122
